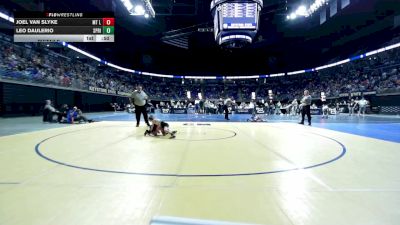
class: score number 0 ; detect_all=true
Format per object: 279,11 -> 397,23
103,18 -> 114,26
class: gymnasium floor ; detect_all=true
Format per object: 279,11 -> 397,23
0,112 -> 400,225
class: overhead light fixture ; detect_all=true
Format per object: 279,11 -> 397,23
120,0 -> 155,18
143,0 -> 155,18
144,13 -> 149,18
287,0 -> 328,20
134,5 -> 145,15
308,0 -> 328,15
296,5 -> 307,16
121,0 -> 134,11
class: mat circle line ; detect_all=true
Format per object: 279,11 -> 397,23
34,125 -> 346,177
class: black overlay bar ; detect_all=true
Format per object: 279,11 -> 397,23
14,18 -> 106,26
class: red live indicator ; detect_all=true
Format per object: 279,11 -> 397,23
102,18 -> 114,26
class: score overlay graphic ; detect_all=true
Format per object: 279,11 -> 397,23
14,12 -> 115,42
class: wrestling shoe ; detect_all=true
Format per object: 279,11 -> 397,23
170,131 -> 177,139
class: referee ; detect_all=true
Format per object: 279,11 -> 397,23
223,97 -> 232,120
131,85 -> 151,127
299,90 -> 312,126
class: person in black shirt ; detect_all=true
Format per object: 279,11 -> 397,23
223,98 -> 232,120
299,90 -> 312,126
58,104 -> 69,123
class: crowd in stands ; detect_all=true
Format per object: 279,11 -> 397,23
0,33 -> 399,104
0,38 -> 137,93
255,46 -> 400,100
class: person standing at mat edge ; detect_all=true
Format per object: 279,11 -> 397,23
299,90 -> 312,126
223,97 -> 232,120
131,85 -> 151,127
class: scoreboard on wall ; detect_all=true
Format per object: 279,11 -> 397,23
14,12 -> 114,42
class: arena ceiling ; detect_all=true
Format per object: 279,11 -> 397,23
2,0 -> 400,76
